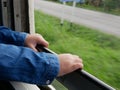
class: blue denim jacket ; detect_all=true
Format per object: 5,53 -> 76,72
0,26 -> 59,85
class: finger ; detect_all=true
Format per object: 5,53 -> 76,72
36,36 -> 49,48
29,45 -> 38,52
73,55 -> 83,63
40,40 -> 49,48
73,63 -> 83,71
77,58 -> 83,63
73,55 -> 79,57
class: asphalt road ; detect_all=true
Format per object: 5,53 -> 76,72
34,0 -> 120,37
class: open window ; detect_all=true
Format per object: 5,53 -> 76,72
0,0 -> 119,90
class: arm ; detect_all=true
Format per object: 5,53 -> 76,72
0,26 -> 27,46
0,26 -> 83,85
0,44 -> 59,85
0,26 -> 49,49
0,44 -> 83,85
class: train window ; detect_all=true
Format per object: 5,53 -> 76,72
34,0 -> 120,90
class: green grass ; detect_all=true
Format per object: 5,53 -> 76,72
35,10 -> 120,90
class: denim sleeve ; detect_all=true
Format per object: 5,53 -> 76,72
0,44 -> 60,85
0,26 -> 27,46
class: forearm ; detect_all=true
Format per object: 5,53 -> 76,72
0,26 -> 27,46
0,44 -> 59,85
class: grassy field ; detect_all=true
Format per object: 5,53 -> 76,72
35,11 -> 120,90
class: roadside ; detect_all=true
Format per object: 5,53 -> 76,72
34,0 -> 120,37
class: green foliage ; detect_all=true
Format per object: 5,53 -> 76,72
35,11 -> 120,90
104,0 -> 120,11
85,0 -> 103,6
47,0 -> 120,15
55,0 -> 120,15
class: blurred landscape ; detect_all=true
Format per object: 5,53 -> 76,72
35,11 -> 120,90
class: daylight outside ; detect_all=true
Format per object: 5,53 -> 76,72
34,0 -> 120,90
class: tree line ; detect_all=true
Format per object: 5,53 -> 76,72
85,0 -> 120,11
49,0 -> 120,12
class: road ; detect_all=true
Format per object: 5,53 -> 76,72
34,0 -> 120,37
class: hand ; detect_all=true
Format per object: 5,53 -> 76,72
58,54 -> 83,76
25,33 -> 49,52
